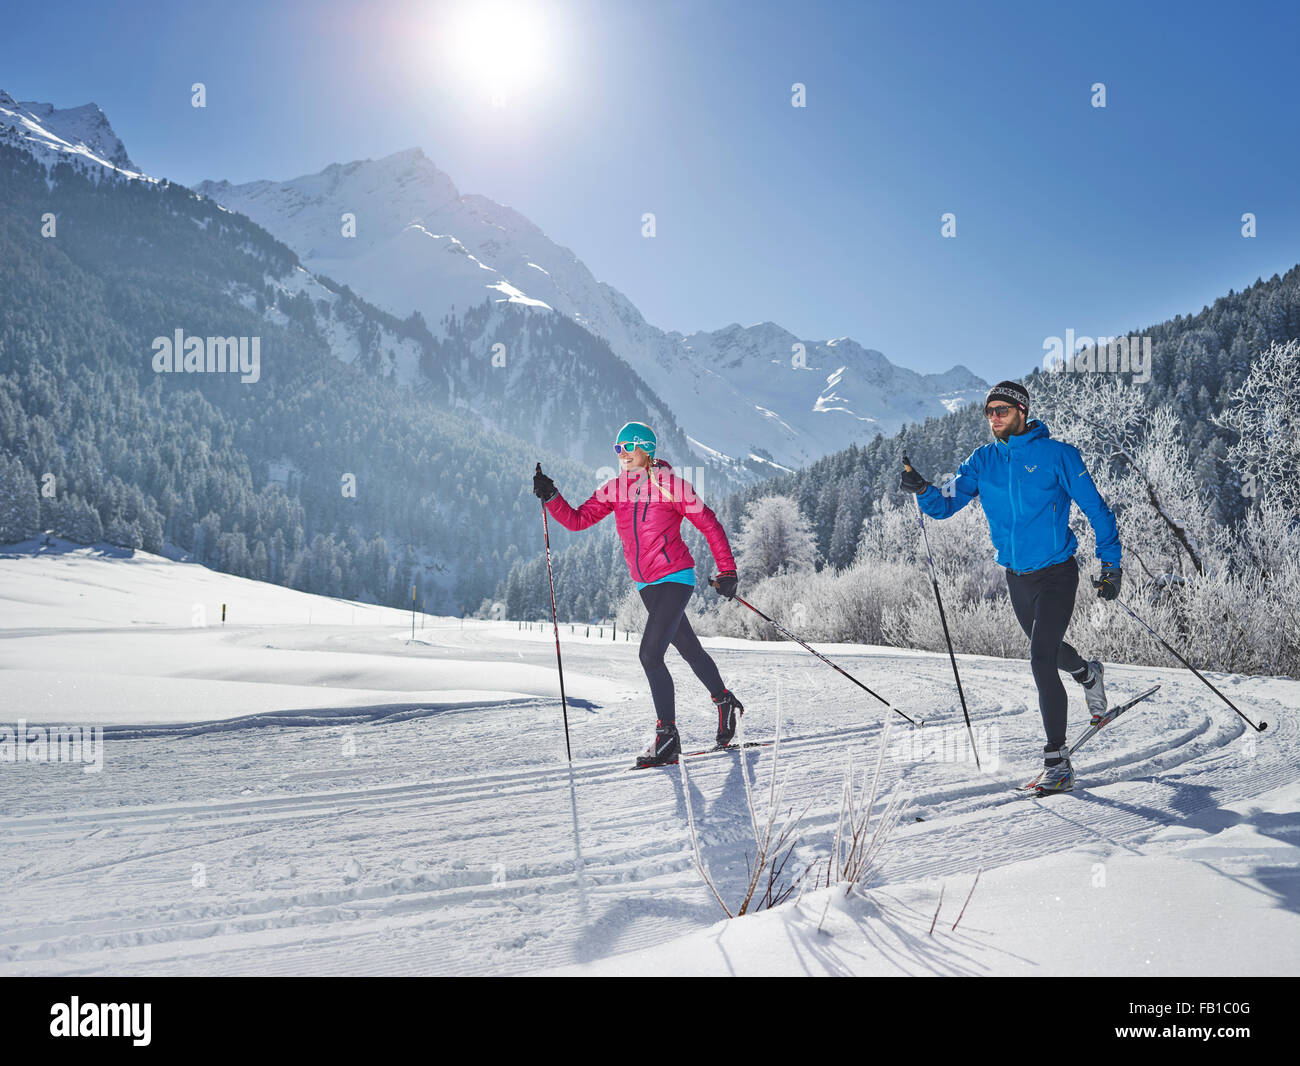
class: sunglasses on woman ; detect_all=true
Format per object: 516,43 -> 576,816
614,442 -> 648,454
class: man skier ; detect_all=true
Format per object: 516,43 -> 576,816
898,381 -> 1122,793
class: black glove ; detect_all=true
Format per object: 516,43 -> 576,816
533,463 -> 557,503
899,455 -> 930,494
1094,565 -> 1121,601
711,571 -> 738,599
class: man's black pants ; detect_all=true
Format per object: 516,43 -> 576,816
1004,557 -> 1089,750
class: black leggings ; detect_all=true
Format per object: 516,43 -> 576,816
1005,557 -> 1089,750
638,582 -> 726,725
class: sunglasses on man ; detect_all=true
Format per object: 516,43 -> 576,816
984,405 -> 1017,420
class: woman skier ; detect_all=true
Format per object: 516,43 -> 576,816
532,421 -> 743,768
898,381 -> 1122,793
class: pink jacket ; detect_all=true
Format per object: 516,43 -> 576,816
545,459 -> 737,584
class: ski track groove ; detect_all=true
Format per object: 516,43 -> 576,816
1,637 -> 1293,975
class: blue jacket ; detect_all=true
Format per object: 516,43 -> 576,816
917,420 -> 1121,573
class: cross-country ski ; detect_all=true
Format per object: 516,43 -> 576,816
1014,685 -> 1162,796
627,738 -> 773,770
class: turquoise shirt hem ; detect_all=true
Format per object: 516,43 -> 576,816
635,567 -> 696,592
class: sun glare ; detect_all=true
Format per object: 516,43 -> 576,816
442,0 -> 554,102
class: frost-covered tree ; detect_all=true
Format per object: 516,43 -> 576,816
218,531 -> 251,576
615,585 -> 649,633
56,495 -> 103,545
104,517 -> 143,550
827,482 -> 863,569
0,454 -> 39,543
1212,338 -> 1300,515
1124,406 -> 1214,580
251,540 -> 270,582
734,495 -> 818,579
1034,373 -> 1207,577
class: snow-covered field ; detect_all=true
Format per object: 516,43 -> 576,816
1,543 -> 1297,976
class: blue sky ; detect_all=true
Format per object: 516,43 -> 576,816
4,0 -> 1298,383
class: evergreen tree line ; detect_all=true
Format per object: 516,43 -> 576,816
0,142 -> 590,613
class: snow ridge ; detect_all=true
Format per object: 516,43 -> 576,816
0,90 -> 148,182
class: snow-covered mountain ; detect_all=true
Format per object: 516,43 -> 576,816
0,94 -> 430,398
669,324 -> 988,466
0,93 -> 716,484
199,150 -> 553,328
3,90 -> 985,477
196,150 -> 987,471
0,89 -> 147,180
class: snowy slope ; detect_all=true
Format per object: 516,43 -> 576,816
0,89 -> 148,181
0,541 -> 631,727
195,150 -> 559,332
195,151 -> 986,471
265,264 -> 429,387
549,780 -> 1300,976
1,548 -> 1296,976
0,94 -> 438,393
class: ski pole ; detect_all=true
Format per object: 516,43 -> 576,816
537,463 -> 573,761
903,456 -> 981,769
1112,596 -> 1268,732
708,577 -> 922,727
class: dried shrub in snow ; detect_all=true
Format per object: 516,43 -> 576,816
821,721 -> 910,897
684,720 -> 911,920
680,719 -> 809,917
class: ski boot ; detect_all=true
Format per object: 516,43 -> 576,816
1080,660 -> 1108,724
1035,745 -> 1075,794
712,689 -> 744,748
635,720 -> 681,768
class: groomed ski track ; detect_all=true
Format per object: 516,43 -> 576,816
1,618 -> 1294,976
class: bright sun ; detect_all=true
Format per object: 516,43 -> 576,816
442,0 -> 554,102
